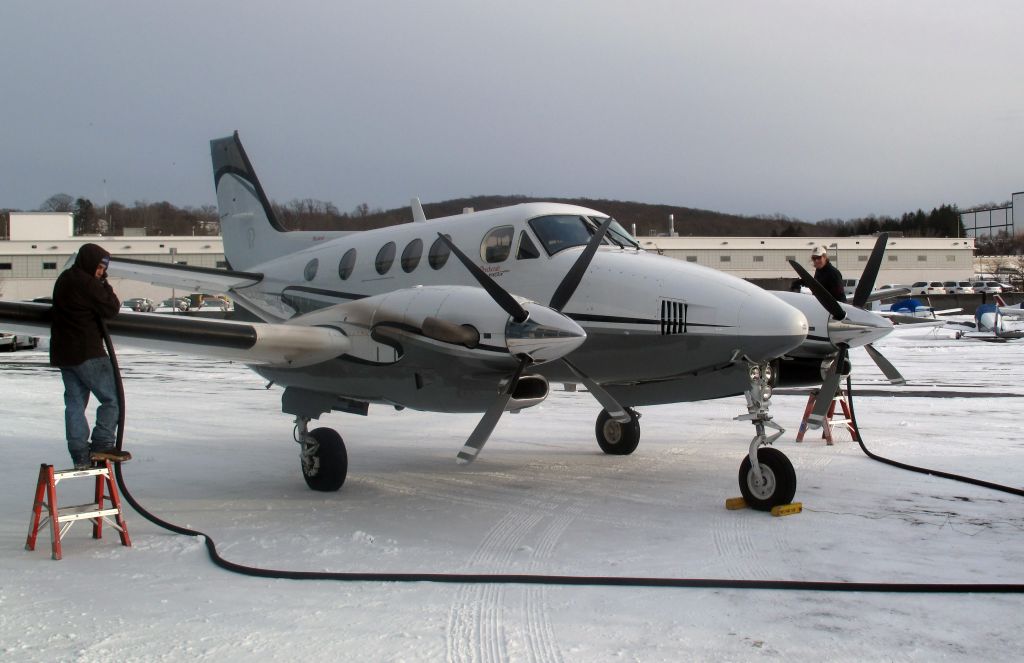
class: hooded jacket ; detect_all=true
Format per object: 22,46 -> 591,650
49,243 -> 121,367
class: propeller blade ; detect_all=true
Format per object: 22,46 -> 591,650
805,346 -> 846,429
851,233 -> 889,308
548,216 -> 614,312
456,357 -> 529,464
788,259 -> 847,321
559,357 -> 631,423
864,343 -> 906,384
437,233 -> 529,323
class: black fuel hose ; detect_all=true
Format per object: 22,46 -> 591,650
98,326 -> 1023,591
845,375 -> 1024,498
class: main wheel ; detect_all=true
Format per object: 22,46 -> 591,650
595,408 -> 641,455
301,427 -> 348,492
738,447 -> 796,511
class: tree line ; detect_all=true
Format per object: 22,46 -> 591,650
2,193 -> 1020,258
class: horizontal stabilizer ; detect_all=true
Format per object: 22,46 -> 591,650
108,257 -> 262,294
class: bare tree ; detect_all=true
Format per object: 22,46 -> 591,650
39,193 -> 74,212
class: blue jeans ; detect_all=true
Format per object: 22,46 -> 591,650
61,357 -> 119,465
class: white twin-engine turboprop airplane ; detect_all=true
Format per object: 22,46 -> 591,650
0,133 -> 900,511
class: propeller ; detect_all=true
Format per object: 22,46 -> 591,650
442,217 -> 620,462
790,233 -> 906,425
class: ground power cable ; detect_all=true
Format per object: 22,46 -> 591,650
100,326 -> 1024,592
845,375 -> 1024,498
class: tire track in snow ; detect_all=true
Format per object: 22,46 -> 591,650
446,509 -> 543,663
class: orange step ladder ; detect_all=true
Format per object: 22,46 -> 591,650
26,460 -> 131,560
796,388 -> 860,445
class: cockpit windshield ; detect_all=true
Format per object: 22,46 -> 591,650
528,215 -> 639,256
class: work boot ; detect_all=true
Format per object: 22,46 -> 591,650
90,448 -> 132,463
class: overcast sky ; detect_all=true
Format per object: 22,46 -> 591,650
2,1 -> 1021,222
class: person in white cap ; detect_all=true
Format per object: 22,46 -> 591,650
811,245 -> 847,303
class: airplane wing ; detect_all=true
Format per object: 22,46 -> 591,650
0,301 -> 348,368
108,257 -> 262,294
864,287 -> 911,303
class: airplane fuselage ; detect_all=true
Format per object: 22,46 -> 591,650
228,202 -> 808,411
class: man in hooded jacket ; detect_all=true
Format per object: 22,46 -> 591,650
51,243 -> 131,469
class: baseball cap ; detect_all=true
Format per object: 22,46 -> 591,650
811,246 -> 828,258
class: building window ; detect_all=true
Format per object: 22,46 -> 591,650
917,255 -> 927,262
42,262 -> 57,270
686,256 -> 697,262
0,263 -> 12,270
946,255 -> 956,262
216,261 -> 228,268
719,255 -> 731,262
752,255 -> 764,262
888,255 -> 898,262
338,248 -> 356,280
785,255 -> 795,262
858,255 -> 868,262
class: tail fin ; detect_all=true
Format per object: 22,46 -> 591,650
995,293 -> 1007,307
211,132 -> 338,270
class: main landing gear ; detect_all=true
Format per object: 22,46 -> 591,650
294,416 -> 348,492
734,363 -> 796,510
595,407 -> 641,455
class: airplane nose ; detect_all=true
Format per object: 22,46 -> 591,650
737,292 -> 808,361
506,303 -> 587,362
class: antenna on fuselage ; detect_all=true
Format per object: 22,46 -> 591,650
411,198 -> 427,223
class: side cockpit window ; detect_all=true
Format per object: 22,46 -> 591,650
516,231 -> 540,260
480,226 -> 514,263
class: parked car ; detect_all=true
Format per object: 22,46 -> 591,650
910,281 -> 945,295
123,297 -> 155,312
0,334 -> 15,352
154,297 -> 190,313
842,278 -> 859,299
198,299 -> 230,311
972,281 -> 1004,294
943,281 -> 974,294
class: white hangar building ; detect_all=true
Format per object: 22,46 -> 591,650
1,212 -> 976,300
0,213 -> 226,301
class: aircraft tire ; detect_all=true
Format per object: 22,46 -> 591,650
595,408 -> 641,455
301,427 -> 348,492
738,447 -> 796,511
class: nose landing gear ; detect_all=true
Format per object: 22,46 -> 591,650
734,363 -> 796,510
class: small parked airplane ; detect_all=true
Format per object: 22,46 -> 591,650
0,133 -> 899,509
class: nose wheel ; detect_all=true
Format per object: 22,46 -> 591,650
734,362 -> 796,510
738,447 -> 796,510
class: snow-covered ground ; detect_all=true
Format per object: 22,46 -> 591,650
2,325 -> 1022,662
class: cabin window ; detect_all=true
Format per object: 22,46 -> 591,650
401,239 -> 423,273
338,248 -> 356,280
516,231 -> 540,260
428,236 -> 450,270
375,242 -> 396,275
303,258 -> 319,281
480,226 -> 514,263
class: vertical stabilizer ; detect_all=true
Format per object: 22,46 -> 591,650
211,132 -> 303,270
